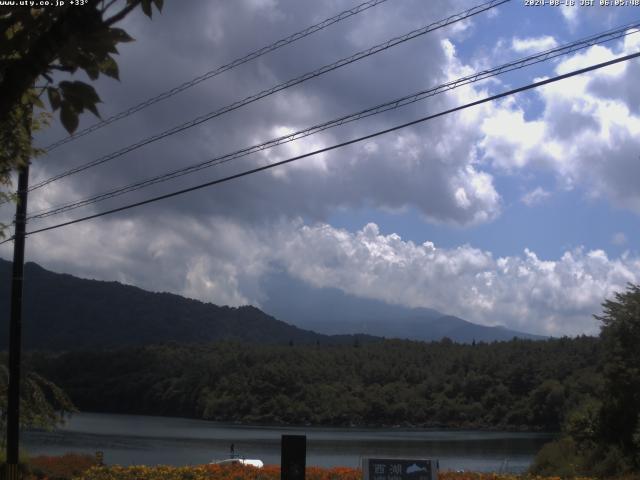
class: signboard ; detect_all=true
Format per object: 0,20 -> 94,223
281,435 -> 306,480
362,458 -> 438,480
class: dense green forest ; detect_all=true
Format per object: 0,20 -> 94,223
0,259 -> 378,349
30,336 -> 600,431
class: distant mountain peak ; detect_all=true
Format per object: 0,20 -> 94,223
259,269 -> 546,343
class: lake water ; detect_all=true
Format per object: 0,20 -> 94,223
23,412 -> 553,473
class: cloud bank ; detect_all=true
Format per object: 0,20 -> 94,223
5,217 -> 638,337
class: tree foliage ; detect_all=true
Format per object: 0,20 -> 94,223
0,259 -> 373,350
0,0 -> 164,131
0,362 -> 76,446
596,283 -> 640,470
30,336 -> 601,431
531,284 -> 640,477
0,0 -> 163,234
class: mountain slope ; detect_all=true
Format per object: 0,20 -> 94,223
0,259 -> 373,350
260,270 -> 546,342
0,259 -> 544,350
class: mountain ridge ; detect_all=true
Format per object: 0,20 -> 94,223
260,269 -> 546,342
0,258 -> 544,350
0,259 -> 377,350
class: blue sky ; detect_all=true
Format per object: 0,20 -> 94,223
328,189 -> 640,260
329,1 -> 640,260
1,0 -> 639,337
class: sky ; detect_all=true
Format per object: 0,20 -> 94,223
2,0 -> 640,337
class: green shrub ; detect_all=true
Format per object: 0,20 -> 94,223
529,436 -> 581,478
588,445 -> 633,479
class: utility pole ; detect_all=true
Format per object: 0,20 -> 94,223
5,159 -> 30,480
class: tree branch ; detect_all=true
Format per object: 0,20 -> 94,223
104,1 -> 140,27
50,64 -> 75,72
101,0 -> 120,14
0,8 -> 81,119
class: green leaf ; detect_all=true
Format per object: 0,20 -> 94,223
109,27 -> 134,43
47,87 -> 61,110
98,56 -> 119,80
76,82 -> 101,104
59,81 -> 101,108
32,95 -> 44,109
141,0 -> 152,18
86,102 -> 100,118
152,0 -> 164,12
84,62 -> 99,80
57,44 -> 81,70
60,103 -> 79,134
58,81 -> 102,124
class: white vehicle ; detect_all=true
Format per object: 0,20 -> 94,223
211,446 -> 264,468
210,457 -> 264,468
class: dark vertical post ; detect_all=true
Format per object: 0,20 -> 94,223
6,162 -> 30,480
281,434 -> 306,480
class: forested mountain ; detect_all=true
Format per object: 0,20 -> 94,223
30,336 -> 601,431
0,259 -> 375,350
0,259 -> 541,349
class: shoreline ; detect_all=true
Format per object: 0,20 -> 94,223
64,410 -> 558,435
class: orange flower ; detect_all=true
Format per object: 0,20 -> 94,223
26,458 -> 605,480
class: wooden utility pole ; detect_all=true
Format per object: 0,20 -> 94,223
5,162 -> 30,480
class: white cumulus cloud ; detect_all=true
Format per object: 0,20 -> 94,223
6,218 -> 638,338
274,222 -> 639,336
522,187 -> 551,206
480,34 -> 640,214
511,35 -> 558,53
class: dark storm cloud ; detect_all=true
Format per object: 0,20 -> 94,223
24,0 -> 499,231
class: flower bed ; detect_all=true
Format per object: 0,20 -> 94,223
72,464 -> 599,480
27,453 -> 98,480
19,457 -> 631,480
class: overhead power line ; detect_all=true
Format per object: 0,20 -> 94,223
29,0 -> 509,192
26,21 -> 640,221
1,50 -> 635,244
43,0 -> 391,152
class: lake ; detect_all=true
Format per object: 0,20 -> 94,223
23,412 -> 553,473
